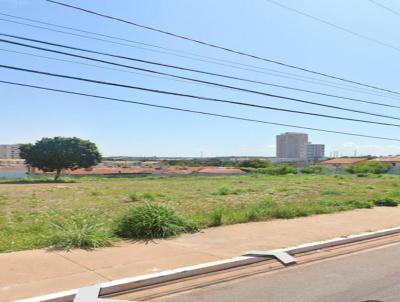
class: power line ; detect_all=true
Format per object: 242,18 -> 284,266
368,0 -> 400,17
1,79 -> 399,142
0,48 -> 200,86
2,63 -> 400,128
3,39 -> 400,120
46,0 -> 400,97
3,32 -> 400,110
0,17 -> 349,91
2,17 -> 399,100
265,0 -> 400,53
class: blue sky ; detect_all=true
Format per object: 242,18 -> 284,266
2,0 -> 400,157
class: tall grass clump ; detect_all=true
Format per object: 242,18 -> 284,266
128,192 -> 141,202
115,203 -> 198,239
126,191 -> 163,202
373,198 -> 399,207
214,187 -> 230,196
142,192 -> 162,201
209,208 -> 224,226
46,211 -> 113,250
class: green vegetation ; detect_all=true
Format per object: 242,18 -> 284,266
373,198 -> 399,207
20,137 -> 101,181
213,186 -> 253,196
115,203 -> 197,239
127,191 -> 163,202
1,174 -> 400,252
46,211 -> 114,250
300,165 -> 327,174
344,161 -> 391,175
241,164 -> 296,175
238,159 -> 271,168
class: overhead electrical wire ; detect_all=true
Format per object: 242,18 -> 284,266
1,63 -> 400,128
1,79 -> 399,142
0,48 -> 200,86
2,39 -> 400,120
0,17 -> 351,90
1,16 -> 399,100
46,0 -> 400,97
2,33 -> 400,110
368,0 -> 400,17
265,0 -> 400,53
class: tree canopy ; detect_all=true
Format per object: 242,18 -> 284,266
20,137 -> 102,180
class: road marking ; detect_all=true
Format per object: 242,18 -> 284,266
244,251 -> 297,265
73,285 -> 132,302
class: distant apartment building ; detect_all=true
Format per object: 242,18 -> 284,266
276,132 -> 308,159
0,144 -> 21,159
306,143 -> 325,161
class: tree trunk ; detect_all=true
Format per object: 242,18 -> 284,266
54,169 -> 62,182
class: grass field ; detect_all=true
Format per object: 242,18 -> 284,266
1,174 -> 399,253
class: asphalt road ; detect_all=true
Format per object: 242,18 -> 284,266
157,242 -> 400,302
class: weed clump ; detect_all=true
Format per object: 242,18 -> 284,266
46,211 -> 113,250
115,203 -> 197,239
373,198 -> 399,207
127,191 -> 163,202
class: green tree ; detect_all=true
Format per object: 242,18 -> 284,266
344,161 -> 391,174
238,159 -> 272,168
20,137 -> 101,181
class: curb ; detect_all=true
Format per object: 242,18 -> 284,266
16,226 -> 400,302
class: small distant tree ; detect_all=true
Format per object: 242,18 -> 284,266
300,165 -> 328,174
344,161 -> 391,174
238,159 -> 272,168
20,137 -> 102,181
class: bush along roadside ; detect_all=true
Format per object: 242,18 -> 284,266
46,211 -> 114,250
372,198 -> 399,207
115,203 -> 198,240
40,197 -> 398,251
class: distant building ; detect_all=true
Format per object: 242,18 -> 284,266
306,143 -> 325,161
276,132 -> 308,159
322,157 -> 369,167
370,156 -> 400,167
0,159 -> 25,166
0,144 -> 21,159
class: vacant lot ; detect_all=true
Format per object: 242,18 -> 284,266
0,174 -> 399,252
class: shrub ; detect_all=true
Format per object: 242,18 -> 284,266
214,187 -> 230,196
128,192 -> 141,202
373,198 -> 399,207
265,164 -> 296,175
345,199 -> 373,209
213,187 -> 252,196
208,209 -> 224,226
300,165 -> 327,174
46,212 -> 113,250
345,161 -> 391,174
241,164 -> 296,175
115,203 -> 198,239
238,159 -> 271,168
142,192 -> 162,201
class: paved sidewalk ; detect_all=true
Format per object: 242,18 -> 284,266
2,207 -> 400,301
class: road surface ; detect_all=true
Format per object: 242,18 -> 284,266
157,242 -> 400,302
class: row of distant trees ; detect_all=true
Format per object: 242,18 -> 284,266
19,138 -> 393,181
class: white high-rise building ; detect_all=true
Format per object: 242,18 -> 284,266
0,144 -> 21,159
276,133 -> 308,159
306,143 -> 325,160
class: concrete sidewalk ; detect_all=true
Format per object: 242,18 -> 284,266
2,207 -> 400,301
